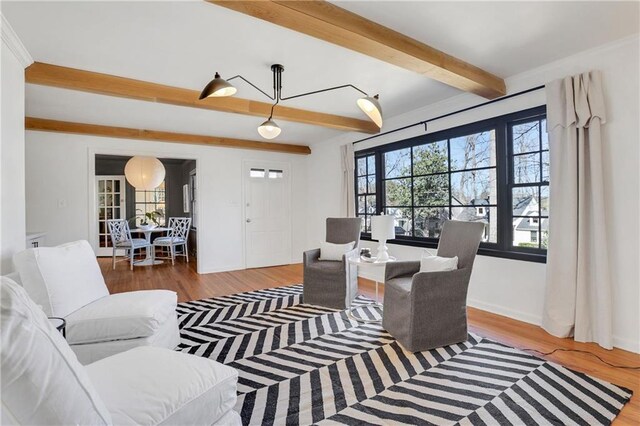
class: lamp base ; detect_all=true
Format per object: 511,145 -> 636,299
376,241 -> 390,262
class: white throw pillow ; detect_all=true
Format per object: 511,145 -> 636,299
319,241 -> 355,261
0,277 -> 112,425
419,252 -> 458,272
13,240 -> 109,317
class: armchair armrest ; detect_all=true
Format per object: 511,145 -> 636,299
303,249 -> 321,266
342,247 -> 359,264
411,268 -> 471,302
385,261 -> 421,281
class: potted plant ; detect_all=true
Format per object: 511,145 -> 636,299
135,209 -> 164,231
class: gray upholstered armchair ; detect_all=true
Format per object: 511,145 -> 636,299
382,220 -> 485,352
303,217 -> 363,309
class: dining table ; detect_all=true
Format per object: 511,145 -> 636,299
131,227 -> 170,266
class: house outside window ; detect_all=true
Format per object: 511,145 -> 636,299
355,106 -> 547,263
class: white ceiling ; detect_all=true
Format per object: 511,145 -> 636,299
3,1 -> 639,146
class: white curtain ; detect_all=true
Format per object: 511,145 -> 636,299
340,144 -> 356,217
542,70 -> 612,349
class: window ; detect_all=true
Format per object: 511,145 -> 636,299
250,168 -> 266,178
355,106 -> 547,262
135,181 -> 166,226
269,169 -> 283,179
510,116 -> 549,251
356,154 -> 377,232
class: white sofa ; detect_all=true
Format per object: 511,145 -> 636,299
0,277 -> 240,425
12,240 -> 179,364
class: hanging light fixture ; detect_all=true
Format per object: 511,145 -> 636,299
357,94 -> 383,128
199,63 -> 382,139
198,72 -> 237,99
124,156 -> 166,190
257,118 -> 281,140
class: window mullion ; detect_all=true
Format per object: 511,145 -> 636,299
375,151 -> 383,215
497,123 -> 510,253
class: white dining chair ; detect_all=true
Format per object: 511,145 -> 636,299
107,219 -> 152,270
152,217 -> 191,265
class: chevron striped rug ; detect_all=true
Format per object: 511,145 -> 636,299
176,284 -> 632,425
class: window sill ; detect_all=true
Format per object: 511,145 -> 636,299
359,235 -> 547,264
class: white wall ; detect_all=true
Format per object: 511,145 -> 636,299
0,17 -> 31,274
307,35 -> 640,352
24,132 -> 308,274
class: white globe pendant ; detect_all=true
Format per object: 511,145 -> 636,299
124,156 -> 166,190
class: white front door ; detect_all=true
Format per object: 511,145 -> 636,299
96,176 -> 126,256
243,162 -> 291,269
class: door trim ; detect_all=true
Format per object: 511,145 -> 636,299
87,147 -> 202,272
95,175 -> 126,257
242,159 -> 292,269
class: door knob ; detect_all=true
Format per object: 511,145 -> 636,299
246,218 -> 251,223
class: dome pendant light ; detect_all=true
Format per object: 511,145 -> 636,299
357,94 -> 383,128
198,72 -> 237,99
124,156 -> 166,190
257,118 -> 281,139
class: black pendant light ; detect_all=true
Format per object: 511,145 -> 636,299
198,73 -> 237,99
199,63 -> 382,139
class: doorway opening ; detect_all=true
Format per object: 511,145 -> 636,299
94,155 -> 197,261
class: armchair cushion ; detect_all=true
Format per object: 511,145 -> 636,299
305,259 -> 345,274
1,277 -> 112,426
13,240 -> 109,317
419,254 -> 458,272
66,290 -> 178,345
319,241 -> 355,261
115,238 -> 150,248
153,237 -> 186,245
86,346 -> 239,426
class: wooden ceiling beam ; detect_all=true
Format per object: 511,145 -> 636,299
25,117 -> 312,155
25,62 -> 379,134
209,0 -> 507,99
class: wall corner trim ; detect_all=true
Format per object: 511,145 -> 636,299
1,14 -> 34,68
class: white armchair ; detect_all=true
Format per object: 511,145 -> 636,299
0,277 -> 240,425
12,240 -> 179,364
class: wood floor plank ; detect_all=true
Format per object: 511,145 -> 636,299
99,258 -> 639,425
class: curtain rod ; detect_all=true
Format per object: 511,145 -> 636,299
352,84 -> 545,145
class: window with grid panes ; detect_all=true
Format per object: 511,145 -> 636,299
354,106 -> 548,263
509,117 -> 549,251
135,181 -> 166,226
355,154 -> 377,232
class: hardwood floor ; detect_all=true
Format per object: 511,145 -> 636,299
99,258 -> 640,425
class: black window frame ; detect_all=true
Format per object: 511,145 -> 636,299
355,105 -> 547,263
355,154 -> 378,232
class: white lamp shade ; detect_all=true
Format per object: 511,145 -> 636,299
357,95 -> 383,128
124,156 -> 166,190
371,215 -> 395,241
257,119 -> 282,139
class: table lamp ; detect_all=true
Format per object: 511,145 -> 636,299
371,214 -> 395,262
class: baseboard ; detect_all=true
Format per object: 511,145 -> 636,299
198,264 -> 245,274
466,298 -> 542,326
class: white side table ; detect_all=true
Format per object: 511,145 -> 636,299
347,256 -> 396,323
